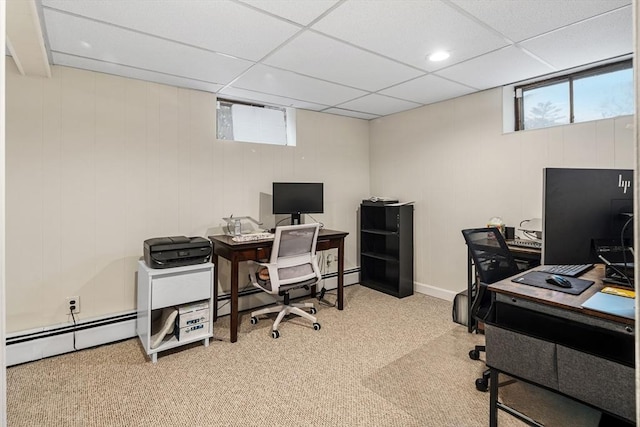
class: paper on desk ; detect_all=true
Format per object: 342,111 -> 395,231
385,201 -> 415,206
601,286 -> 635,298
581,292 -> 635,320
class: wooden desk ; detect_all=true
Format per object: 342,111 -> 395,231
486,265 -> 635,426
209,229 -> 349,343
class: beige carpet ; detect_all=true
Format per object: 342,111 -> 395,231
6,285 -> 603,426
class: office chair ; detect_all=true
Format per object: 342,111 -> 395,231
248,223 -> 322,338
461,227 -> 521,391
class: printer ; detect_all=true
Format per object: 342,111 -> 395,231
143,236 -> 212,269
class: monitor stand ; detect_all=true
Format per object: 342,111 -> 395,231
291,213 -> 302,225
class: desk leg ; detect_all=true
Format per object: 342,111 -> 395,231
337,238 -> 344,310
230,256 -> 239,343
489,368 -> 498,427
212,254 -> 218,322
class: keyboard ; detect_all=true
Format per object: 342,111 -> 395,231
232,233 -> 275,242
507,239 -> 542,249
540,264 -> 594,277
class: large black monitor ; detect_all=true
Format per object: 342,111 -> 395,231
542,168 -> 633,266
272,182 -> 323,225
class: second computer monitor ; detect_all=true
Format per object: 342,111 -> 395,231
542,168 -> 633,265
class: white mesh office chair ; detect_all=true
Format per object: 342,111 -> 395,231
248,223 -> 322,338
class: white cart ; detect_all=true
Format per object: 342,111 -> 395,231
137,261 -> 214,363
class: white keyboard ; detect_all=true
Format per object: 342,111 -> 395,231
232,233 -> 275,242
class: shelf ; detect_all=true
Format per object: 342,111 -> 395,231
360,203 -> 413,299
151,331 -> 212,354
361,229 -> 398,236
360,278 -> 409,298
361,251 -> 399,262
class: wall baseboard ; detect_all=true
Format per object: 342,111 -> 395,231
414,281 -> 458,302
6,269 -> 361,366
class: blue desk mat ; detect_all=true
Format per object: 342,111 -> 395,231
511,270 -> 594,295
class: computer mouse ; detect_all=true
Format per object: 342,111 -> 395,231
545,274 -> 572,288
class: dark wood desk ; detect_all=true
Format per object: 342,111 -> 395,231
486,265 -> 635,426
209,229 -> 349,343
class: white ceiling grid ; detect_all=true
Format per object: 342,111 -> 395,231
38,0 -> 633,120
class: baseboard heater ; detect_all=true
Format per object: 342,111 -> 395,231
6,312 -> 138,367
6,268 -> 361,366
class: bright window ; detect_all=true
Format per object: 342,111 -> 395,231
515,60 -> 633,131
216,99 -> 296,146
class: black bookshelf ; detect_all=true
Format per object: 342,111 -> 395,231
360,201 -> 414,298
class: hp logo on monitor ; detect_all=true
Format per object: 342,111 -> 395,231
618,174 -> 631,194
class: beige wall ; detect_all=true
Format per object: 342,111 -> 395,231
370,88 -> 634,295
5,55 -> 636,332
5,59 -> 369,333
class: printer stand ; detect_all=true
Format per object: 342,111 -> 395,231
137,261 -> 214,363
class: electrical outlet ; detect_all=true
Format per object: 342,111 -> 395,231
67,296 -> 80,314
326,254 -> 334,266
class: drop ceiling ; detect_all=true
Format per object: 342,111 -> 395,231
26,0 -> 635,120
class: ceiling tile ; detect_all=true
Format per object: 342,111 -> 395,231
519,7 -> 633,70
435,45 -> 556,90
337,94 -> 421,116
52,52 -> 224,93
24,0 -> 635,120
42,0 -> 300,61
322,108 -> 380,120
379,74 -> 476,105
238,0 -> 340,25
230,64 -> 367,106
218,87 -> 328,111
264,31 -> 425,91
312,0 -> 508,70
450,0 -> 631,43
44,9 -> 253,85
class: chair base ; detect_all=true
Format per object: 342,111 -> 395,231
250,302 -> 319,337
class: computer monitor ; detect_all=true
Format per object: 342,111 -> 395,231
542,168 -> 634,266
272,182 -> 324,225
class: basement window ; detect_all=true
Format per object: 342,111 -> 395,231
515,60 -> 633,131
216,99 -> 296,146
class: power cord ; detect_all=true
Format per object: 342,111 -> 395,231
69,306 -> 78,351
305,214 -> 324,229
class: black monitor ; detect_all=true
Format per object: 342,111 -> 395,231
542,168 -> 633,266
272,182 -> 323,225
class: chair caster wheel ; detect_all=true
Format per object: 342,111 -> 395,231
313,322 -> 321,331
271,330 -> 280,339
309,307 -> 317,315
250,316 -> 258,325
475,377 -> 489,392
469,349 -> 480,360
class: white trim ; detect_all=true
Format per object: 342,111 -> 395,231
6,314 -> 137,367
1,0 -> 7,422
414,281 -> 458,302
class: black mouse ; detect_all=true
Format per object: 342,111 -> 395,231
545,274 -> 572,288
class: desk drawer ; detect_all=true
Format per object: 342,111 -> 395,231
151,268 -> 212,310
485,324 -> 558,390
557,345 -> 635,422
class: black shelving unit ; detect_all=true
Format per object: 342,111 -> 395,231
360,201 -> 414,298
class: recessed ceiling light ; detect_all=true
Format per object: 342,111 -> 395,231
429,51 -> 450,62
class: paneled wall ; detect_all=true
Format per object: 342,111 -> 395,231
5,60 -> 369,333
369,88 -> 634,296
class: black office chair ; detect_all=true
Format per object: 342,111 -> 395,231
461,227 -> 521,391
